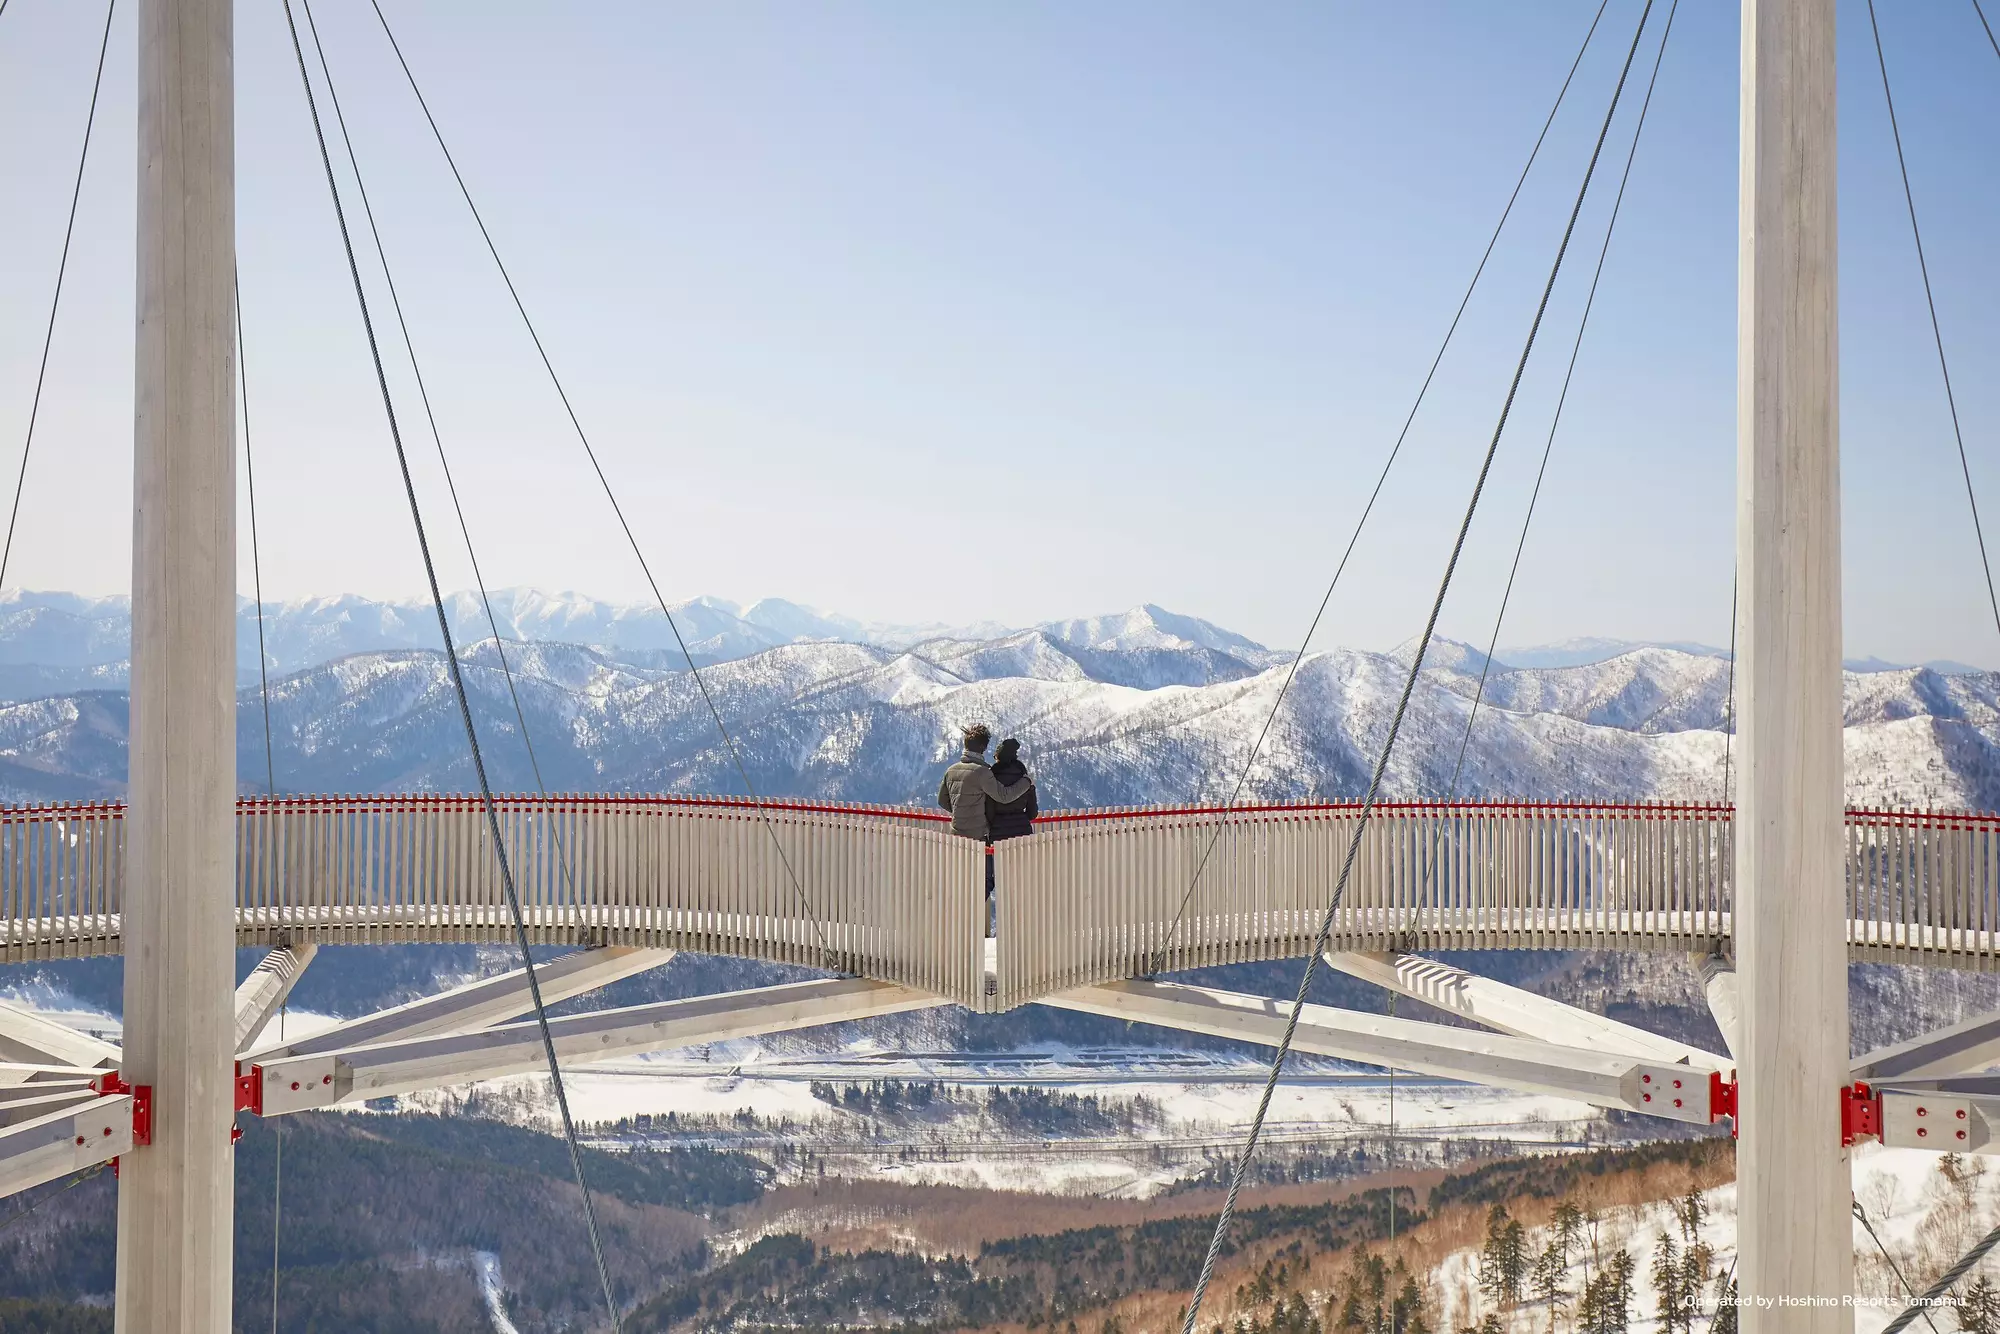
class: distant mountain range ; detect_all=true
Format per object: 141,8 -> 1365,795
0,589 -> 1992,811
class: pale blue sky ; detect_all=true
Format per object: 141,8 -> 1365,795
0,1 -> 1996,663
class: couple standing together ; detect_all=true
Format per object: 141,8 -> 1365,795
936,723 -> 1037,934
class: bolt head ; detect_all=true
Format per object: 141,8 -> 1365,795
1674,1099 -> 1683,1108
73,1136 -> 83,1146
1673,1080 -> 1682,1089
1918,1106 -> 1929,1117
1642,1075 -> 1652,1084
1919,1127 -> 1929,1138
290,1081 -> 300,1092
1959,1109 -> 1969,1120
1643,1093 -> 1652,1102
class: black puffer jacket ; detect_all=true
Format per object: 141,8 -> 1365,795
985,757 -> 1038,841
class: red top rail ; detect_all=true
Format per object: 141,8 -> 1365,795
0,794 -> 1995,830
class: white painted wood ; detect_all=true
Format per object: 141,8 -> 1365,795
1854,1008 -> 2000,1082
254,978 -> 943,1112
0,999 -> 119,1069
1324,951 -> 1727,1070
1734,0 -> 1848,1324
0,1095 -> 133,1199
232,944 -> 317,1054
1695,951 -> 1742,1062
117,0 -> 238,1327
1041,980 -> 1713,1122
244,946 -> 674,1062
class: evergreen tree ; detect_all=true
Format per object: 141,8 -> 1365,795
1675,1188 -> 1708,1244
1960,1276 -> 2000,1334
1532,1240 -> 1571,1333
1711,1274 -> 1739,1334
1652,1234 -> 1686,1334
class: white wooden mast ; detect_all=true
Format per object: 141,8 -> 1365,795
116,0 -> 240,1326
1734,0 -> 1850,1325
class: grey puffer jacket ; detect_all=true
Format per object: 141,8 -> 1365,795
936,750 -> 1033,840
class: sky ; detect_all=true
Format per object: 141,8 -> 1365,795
0,1 -> 1997,664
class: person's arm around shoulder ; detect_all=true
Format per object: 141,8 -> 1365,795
974,767 -> 1032,804
1024,781 -> 1038,822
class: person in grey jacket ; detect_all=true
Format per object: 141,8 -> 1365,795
935,724 -> 1032,841
937,724 -> 1033,947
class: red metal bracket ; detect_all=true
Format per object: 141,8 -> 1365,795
91,1072 -> 153,1147
1842,1080 -> 1882,1146
233,1062 -> 263,1117
1709,1071 -> 1739,1136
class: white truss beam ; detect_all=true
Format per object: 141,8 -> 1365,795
1324,951 -> 1727,1070
1694,952 -> 1741,1061
0,1000 -> 119,1070
1852,1009 -> 2000,1083
245,946 -> 676,1062
0,1095 -> 134,1199
1041,980 -> 1715,1124
233,944 -> 317,1054
252,978 -> 941,1114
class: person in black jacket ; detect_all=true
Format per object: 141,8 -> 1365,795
985,737 -> 1038,842
982,737 -> 1038,942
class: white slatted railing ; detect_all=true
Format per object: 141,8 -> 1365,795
2,797 -> 1998,1008
991,801 -> 1738,1007
0,795 -> 986,1008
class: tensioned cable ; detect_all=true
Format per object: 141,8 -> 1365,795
1855,1200 -> 1943,1334
234,269 -> 285,1334
1881,1218 -> 2000,1334
1424,0 -> 1672,820
1867,0 -> 2000,649
1721,576 -> 1736,806
1,0 -> 115,595
1178,4 -> 1658,1328
276,4 -> 622,1328
1976,1 -> 2000,89
294,0 -> 590,938
360,0 -> 833,965
1143,0 -> 1613,977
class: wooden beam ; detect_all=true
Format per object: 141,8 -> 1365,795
0,1000 -> 119,1070
0,1095 -> 134,1200
1853,1009 -> 2000,1083
243,946 -> 675,1062
1324,951 -> 1727,1070
233,945 -> 317,1054
252,978 -> 942,1114
1041,980 -> 1715,1124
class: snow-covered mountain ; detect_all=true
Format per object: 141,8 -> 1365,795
0,590 -> 1992,812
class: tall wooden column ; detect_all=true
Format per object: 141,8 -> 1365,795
117,0 -> 239,1327
1734,0 -> 1849,1326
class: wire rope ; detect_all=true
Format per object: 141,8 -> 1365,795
293,0 -> 593,955
1864,0 -> 1992,652
360,0 -> 834,966
1143,0 -> 1614,976
1855,1199 -> 1943,1334
277,3 -> 622,1327
1436,0 -> 1674,800
1866,0 -> 2000,652
1881,1218 -> 2000,1334
1177,6 -> 1658,1327
234,268 -> 286,1334
1409,0 -> 1676,929
1721,575 -> 1736,806
1864,0 -> 2000,652
1,0 -> 115,595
